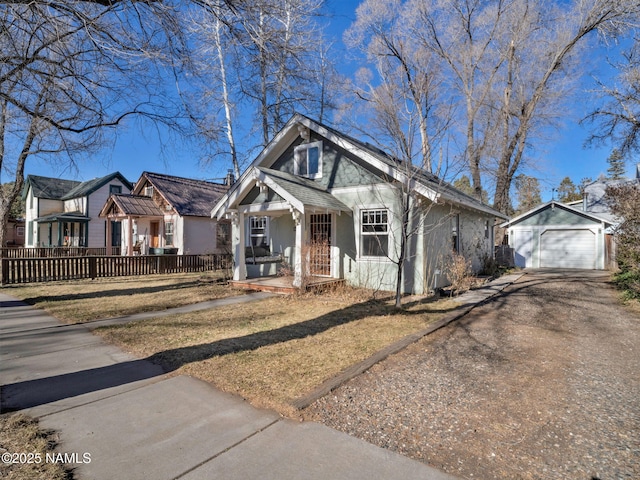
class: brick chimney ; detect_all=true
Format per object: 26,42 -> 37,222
225,169 -> 235,186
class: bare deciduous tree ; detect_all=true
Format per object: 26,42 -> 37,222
346,0 -> 640,214
345,0 -> 450,173
585,33 -> 640,156
185,0 -> 332,178
0,0 -> 186,247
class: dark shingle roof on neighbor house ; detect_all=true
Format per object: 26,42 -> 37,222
139,172 -> 229,217
23,172 -> 132,200
62,172 -> 132,200
23,175 -> 81,200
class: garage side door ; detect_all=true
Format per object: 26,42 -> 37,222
512,230 -> 534,268
540,229 -> 596,269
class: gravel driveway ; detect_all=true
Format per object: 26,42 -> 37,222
302,270 -> 640,479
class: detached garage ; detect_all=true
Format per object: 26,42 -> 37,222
502,202 -> 612,270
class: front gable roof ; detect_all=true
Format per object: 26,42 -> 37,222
63,172 -> 132,200
256,168 -> 350,213
134,172 -> 228,217
212,113 -> 507,220
501,201 -> 612,228
100,194 -> 164,218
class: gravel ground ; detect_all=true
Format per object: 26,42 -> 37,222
302,270 -> 640,479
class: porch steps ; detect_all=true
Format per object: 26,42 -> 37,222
230,276 -> 345,295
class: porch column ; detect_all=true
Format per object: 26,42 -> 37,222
106,219 -> 113,256
126,215 -> 134,256
233,212 -> 246,281
292,209 -> 306,288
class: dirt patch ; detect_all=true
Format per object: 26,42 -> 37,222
303,271 -> 640,479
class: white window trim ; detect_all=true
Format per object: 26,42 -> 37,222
294,140 -> 323,179
246,216 -> 270,247
451,214 -> 460,253
164,221 -> 174,246
357,206 -> 392,261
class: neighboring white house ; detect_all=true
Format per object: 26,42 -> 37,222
99,172 -> 231,255
22,173 -> 132,248
211,114 -> 508,294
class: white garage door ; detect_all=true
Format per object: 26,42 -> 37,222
540,229 -> 596,269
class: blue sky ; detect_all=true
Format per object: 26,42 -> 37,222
25,0 -> 635,202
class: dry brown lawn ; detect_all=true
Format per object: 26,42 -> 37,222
3,272 -> 236,323
96,288 -> 459,416
0,414 -> 71,480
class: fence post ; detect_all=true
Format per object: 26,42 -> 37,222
1,258 -> 7,284
89,257 -> 97,279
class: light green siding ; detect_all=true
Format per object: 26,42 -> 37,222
240,186 -> 284,205
270,133 -> 385,190
516,205 -> 599,226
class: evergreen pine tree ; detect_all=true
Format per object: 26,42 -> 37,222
606,149 -> 626,179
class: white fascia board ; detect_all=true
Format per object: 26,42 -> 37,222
246,116 -> 302,170
212,168 -> 263,219
301,117 -> 503,215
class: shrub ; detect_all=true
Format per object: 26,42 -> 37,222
612,270 -> 640,300
445,251 -> 474,296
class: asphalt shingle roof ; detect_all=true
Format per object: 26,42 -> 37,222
25,175 -> 81,200
298,114 -> 507,219
63,172 -> 132,200
141,172 -> 229,217
257,167 -> 350,212
24,172 -> 132,201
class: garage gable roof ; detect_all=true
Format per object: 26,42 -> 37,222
501,201 -> 612,228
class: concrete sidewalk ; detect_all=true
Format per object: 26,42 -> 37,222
0,290 -> 465,480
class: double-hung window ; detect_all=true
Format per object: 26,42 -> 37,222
361,209 -> 389,257
249,216 -> 269,248
294,141 -> 322,179
165,222 -> 174,245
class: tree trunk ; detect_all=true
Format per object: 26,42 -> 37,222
214,12 -> 240,180
395,190 -> 411,309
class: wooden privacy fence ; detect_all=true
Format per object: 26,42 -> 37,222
1,247 -> 121,258
1,254 -> 232,285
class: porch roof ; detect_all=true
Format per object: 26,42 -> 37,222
35,211 -> 89,223
100,194 -> 165,218
213,167 -> 351,218
256,168 -> 351,213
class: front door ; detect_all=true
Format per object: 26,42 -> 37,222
150,221 -> 160,248
309,214 -> 332,276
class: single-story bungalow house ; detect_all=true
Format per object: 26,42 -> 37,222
211,114 -> 508,293
100,172 -> 231,255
